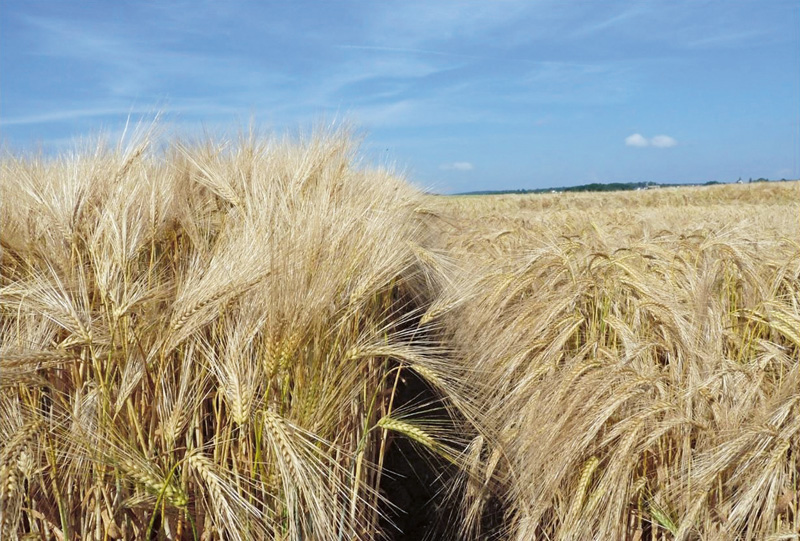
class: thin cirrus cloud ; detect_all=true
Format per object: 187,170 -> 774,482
440,162 -> 474,171
625,133 -> 677,148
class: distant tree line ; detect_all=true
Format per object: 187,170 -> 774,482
457,177 -> 793,196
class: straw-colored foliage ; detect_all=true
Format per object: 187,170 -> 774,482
426,182 -> 800,540
2,127 -> 798,540
0,127 -> 461,540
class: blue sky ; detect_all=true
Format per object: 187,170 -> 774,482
1,1 -> 798,193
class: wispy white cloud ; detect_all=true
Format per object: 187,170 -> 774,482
440,162 -> 474,171
0,101 -> 245,127
7,4 -> 631,139
365,1 -> 533,48
686,29 -> 764,49
626,134 -> 677,148
19,14 -> 287,108
571,5 -> 649,38
0,107 -> 148,127
337,44 -> 482,60
625,133 -> 649,147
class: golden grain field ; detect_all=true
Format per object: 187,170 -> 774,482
2,129 -> 798,540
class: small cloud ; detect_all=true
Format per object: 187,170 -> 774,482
625,133 -> 649,147
625,133 -> 678,148
651,135 -> 677,148
440,161 -> 474,171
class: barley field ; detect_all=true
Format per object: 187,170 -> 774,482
1,129 -> 798,540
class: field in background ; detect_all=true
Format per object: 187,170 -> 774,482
424,181 -> 800,539
2,130 -> 798,540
